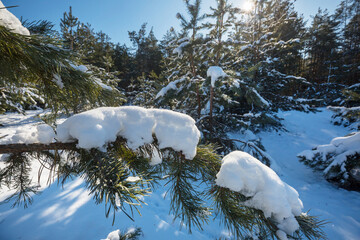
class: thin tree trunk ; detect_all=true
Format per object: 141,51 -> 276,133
0,142 -> 77,154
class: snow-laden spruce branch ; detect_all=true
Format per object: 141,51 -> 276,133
0,106 -> 325,239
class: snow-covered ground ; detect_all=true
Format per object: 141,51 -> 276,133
258,109 -> 360,240
0,108 -> 359,239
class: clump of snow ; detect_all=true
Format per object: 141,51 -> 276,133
10,124 -> 55,144
56,106 -> 200,160
216,151 -> 303,236
52,74 -> 64,89
207,66 -> 227,87
251,88 -> 270,107
156,77 -> 186,99
125,176 -> 141,182
75,65 -> 88,72
149,147 -> 162,165
70,63 -> 88,73
93,77 -> 113,91
0,1 -> 30,35
276,230 -> 288,240
173,41 -> 189,56
103,229 -> 120,240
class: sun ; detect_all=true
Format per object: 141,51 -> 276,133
242,0 -> 254,12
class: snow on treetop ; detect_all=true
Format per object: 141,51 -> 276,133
0,1 -> 30,35
207,66 -> 227,87
216,151 -> 303,236
57,106 -> 200,160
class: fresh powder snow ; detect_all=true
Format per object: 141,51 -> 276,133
207,66 -> 227,87
0,1 -> 30,35
57,106 -> 200,160
10,124 -> 55,144
216,151 -> 303,237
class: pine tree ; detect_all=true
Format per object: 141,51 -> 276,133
60,6 -> 79,50
128,23 -> 163,79
305,8 -> 339,83
0,6 -> 124,118
202,0 -> 238,131
230,0 -> 308,111
334,0 -> 360,85
172,0 -> 206,119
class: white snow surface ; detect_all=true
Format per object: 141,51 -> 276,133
216,151 -> 303,235
57,106 -> 200,160
10,124 -> 55,144
207,66 -> 227,87
0,109 -> 359,240
0,1 -> 30,35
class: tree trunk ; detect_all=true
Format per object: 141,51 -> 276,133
0,142 -> 77,154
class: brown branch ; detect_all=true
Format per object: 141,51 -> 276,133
0,141 -> 78,154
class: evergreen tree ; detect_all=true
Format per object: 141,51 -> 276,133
170,0 -> 206,119
113,43 -> 134,84
202,0 -> 238,130
60,6 -> 79,50
231,0 -> 308,111
334,0 -> 360,85
128,23 -> 163,79
305,8 -> 339,83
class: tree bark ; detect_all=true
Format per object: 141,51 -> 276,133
0,142 -> 78,154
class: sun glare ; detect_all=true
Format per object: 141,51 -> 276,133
242,1 -> 254,12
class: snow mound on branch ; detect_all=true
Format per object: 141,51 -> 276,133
173,41 -> 189,56
103,229 -> 120,240
56,106 -> 200,160
216,151 -> 303,236
207,66 -> 227,87
156,77 -> 186,99
11,124 -> 55,144
0,1 -> 30,35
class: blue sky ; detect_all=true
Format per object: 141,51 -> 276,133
3,0 -> 341,46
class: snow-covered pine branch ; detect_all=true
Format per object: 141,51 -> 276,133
298,132 -> 360,190
0,106 -> 325,239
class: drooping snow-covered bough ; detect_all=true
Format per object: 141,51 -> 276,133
0,107 -> 325,239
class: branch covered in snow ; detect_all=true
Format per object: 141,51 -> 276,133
298,132 -> 360,190
0,107 -> 326,239
216,151 -> 303,237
